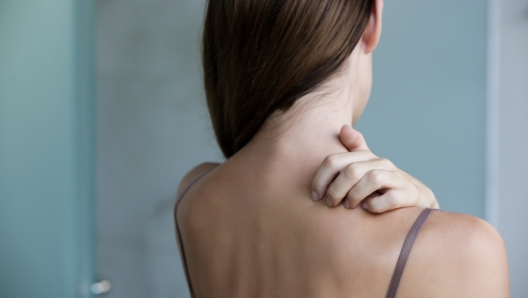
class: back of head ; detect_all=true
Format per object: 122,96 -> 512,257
202,0 -> 373,158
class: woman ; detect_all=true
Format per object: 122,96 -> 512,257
174,0 -> 509,297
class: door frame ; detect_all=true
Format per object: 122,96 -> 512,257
486,0 -> 528,295
75,0 -> 97,296
485,0 -> 500,228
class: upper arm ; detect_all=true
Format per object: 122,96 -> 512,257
177,162 -> 220,199
400,212 -> 509,298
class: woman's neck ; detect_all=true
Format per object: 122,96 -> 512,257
224,51 -> 364,193
233,87 -> 357,185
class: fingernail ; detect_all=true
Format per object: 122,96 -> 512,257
311,191 -> 319,201
344,200 -> 351,209
361,202 -> 368,209
325,197 -> 333,207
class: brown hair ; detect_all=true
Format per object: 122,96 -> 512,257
202,0 -> 373,158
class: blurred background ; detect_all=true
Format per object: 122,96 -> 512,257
1,0 -> 527,297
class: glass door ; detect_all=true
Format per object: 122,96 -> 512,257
95,0 -> 223,297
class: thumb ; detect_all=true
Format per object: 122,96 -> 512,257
340,125 -> 369,151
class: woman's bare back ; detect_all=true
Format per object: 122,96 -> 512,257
176,161 -> 508,298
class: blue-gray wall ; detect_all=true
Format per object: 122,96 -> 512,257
356,0 -> 488,218
0,1 -> 95,297
95,1 -> 221,297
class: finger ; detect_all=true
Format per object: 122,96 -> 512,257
358,191 -> 383,210
311,151 -> 377,201
340,125 -> 369,151
361,189 -> 413,213
398,170 -> 438,208
345,169 -> 403,208
324,159 -> 396,207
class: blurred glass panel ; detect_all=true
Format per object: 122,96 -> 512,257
96,0 -> 222,297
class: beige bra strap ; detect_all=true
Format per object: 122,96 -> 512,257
386,208 -> 436,298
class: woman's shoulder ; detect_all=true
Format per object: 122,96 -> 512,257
424,210 -> 505,251
324,208 -> 508,297
175,162 -> 221,224
176,162 -> 221,199
173,162 -> 220,230
396,210 -> 509,297
419,210 -> 507,271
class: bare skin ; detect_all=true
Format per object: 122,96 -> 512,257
176,160 -> 508,297
175,0 -> 509,296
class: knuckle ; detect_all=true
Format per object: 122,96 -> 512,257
368,202 -> 381,213
386,192 -> 403,207
343,164 -> 360,179
367,170 -> 384,184
322,156 -> 331,168
324,155 -> 339,169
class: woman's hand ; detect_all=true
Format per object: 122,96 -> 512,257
311,125 -> 439,213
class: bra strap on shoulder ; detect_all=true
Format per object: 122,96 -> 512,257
176,167 -> 215,205
174,167 -> 215,298
386,208 -> 436,298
